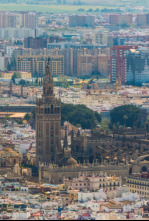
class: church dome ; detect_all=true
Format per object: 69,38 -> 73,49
59,147 -> 79,167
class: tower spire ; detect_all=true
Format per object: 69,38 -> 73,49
43,57 -> 54,97
36,57 -> 62,166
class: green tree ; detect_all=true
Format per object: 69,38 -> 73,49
95,111 -> 102,123
24,113 -> 32,123
19,79 -> 26,86
100,119 -> 110,132
11,72 -> 19,84
61,103 -> 102,129
110,105 -> 141,128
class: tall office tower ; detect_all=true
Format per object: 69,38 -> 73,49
0,12 -> 17,28
127,47 -> 149,85
110,45 -> 137,84
22,12 -> 38,29
36,58 -> 61,166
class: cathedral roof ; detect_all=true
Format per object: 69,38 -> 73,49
59,153 -> 79,168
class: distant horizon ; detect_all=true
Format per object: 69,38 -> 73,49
0,1 -> 147,14
0,0 -> 147,7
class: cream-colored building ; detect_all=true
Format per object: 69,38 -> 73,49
64,172 -> 122,191
98,54 -> 109,75
77,54 -> 98,76
0,71 -> 32,79
127,176 -> 149,199
19,72 -> 32,79
17,55 -> 64,77
0,72 -> 14,79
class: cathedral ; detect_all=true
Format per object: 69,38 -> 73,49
37,58 -> 149,184
36,58 -> 62,166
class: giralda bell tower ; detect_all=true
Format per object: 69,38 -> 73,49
36,58 -> 61,166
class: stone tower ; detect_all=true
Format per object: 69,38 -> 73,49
36,58 -> 61,166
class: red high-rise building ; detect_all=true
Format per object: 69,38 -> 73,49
110,45 -> 137,84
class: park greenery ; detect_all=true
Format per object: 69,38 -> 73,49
61,103 -> 101,129
31,103 -> 101,129
110,105 -> 141,128
25,104 -> 144,131
11,73 -> 43,87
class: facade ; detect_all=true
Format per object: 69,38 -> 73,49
0,28 -> 36,40
6,46 -> 15,57
98,54 -> 109,75
127,48 -> 149,85
17,55 -> 64,77
69,15 -> 95,28
13,47 -> 109,77
94,32 -> 108,46
19,72 -> 32,79
0,71 -> 14,79
78,190 -> 107,202
0,57 -> 5,72
136,14 -> 149,26
109,14 -> 133,26
0,71 -> 31,79
16,48 -> 108,77
110,45 -> 137,84
77,54 -> 97,76
48,42 -> 99,50
127,176 -> 149,199
36,58 -> 61,165
64,173 -> 121,191
22,12 -> 38,29
24,37 -> 48,49
108,34 -> 149,47
0,12 -> 38,29
0,12 -> 17,28
39,161 -> 128,184
136,14 -> 147,26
